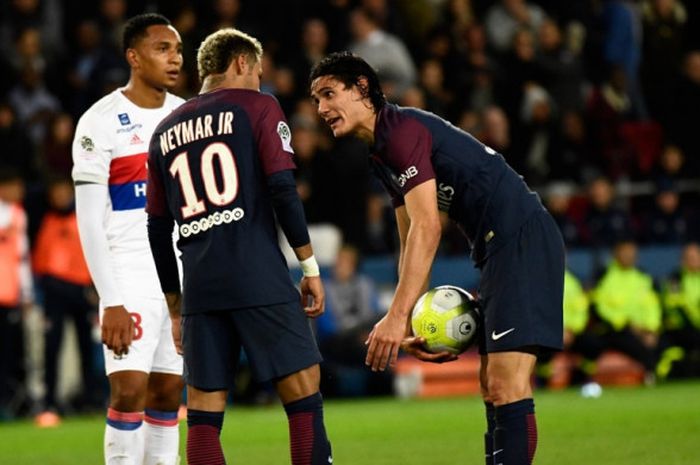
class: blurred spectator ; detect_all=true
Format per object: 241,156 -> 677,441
512,83 -> 559,186
33,177 -> 99,425
642,181 -> 696,244
544,182 -> 582,247
659,242 -> 700,378
0,0 -> 65,62
499,28 -> 542,121
484,0 -> 546,53
601,0 -> 648,119
670,51 -> 700,178
289,114 -> 327,223
349,7 -> 417,99
653,144 -> 686,187
318,244 -> 390,396
536,18 -> 586,113
63,20 -> 106,117
585,65 -> 640,180
0,170 -> 33,421
40,113 -> 75,178
551,110 -> 597,184
581,176 -> 634,247
417,58 -> 452,117
289,18 -> 330,101
170,4 -> 206,98
640,0 -> 687,126
590,239 -> 661,382
7,62 -> 61,146
479,105 -> 512,157
0,102 -> 38,183
97,0 -> 127,53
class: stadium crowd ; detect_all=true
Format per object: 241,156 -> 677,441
1,0 -> 700,420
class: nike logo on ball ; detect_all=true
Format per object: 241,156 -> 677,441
491,328 -> 515,340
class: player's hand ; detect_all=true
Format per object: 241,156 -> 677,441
400,336 -> 458,364
102,305 -> 134,357
300,275 -> 325,318
365,312 -> 407,372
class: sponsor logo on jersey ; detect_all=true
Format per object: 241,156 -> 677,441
277,121 -> 294,153
397,165 -> 418,187
108,153 -> 148,211
117,123 -> 143,134
179,208 -> 245,237
118,113 -> 131,125
130,133 -> 143,145
80,136 -> 94,152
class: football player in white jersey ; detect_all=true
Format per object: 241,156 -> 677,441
71,13 -> 185,465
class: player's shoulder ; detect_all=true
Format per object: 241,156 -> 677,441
78,90 -> 123,125
164,92 -> 186,109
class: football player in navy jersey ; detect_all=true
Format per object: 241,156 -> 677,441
310,52 -> 564,465
147,29 -> 332,465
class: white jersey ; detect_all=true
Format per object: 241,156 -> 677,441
72,88 -> 184,299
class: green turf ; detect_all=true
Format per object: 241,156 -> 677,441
1,381 -> 698,464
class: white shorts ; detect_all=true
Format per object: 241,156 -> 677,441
101,296 -> 183,376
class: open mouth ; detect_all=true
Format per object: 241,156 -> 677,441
167,70 -> 180,79
327,116 -> 341,128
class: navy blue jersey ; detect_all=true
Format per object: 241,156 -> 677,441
147,89 -> 299,314
371,104 -> 544,265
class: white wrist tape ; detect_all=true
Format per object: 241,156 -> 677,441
300,255 -> 320,277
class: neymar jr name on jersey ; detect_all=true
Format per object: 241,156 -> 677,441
159,111 -> 234,155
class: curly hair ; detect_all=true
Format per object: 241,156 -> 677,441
309,51 -> 386,111
197,28 -> 263,82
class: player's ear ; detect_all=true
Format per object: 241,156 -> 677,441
356,76 -> 370,99
125,48 -> 139,69
233,54 -> 248,76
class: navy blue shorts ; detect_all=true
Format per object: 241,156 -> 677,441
181,301 -> 322,390
478,209 -> 565,354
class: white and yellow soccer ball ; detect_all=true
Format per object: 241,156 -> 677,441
411,285 -> 480,355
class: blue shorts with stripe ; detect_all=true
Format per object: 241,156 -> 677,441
181,300 -> 322,390
477,209 -> 565,355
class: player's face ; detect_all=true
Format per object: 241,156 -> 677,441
310,75 -> 372,138
131,24 -> 183,90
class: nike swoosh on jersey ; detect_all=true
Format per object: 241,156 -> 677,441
491,328 -> 515,341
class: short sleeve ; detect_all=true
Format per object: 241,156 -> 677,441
71,111 -> 112,185
254,95 -> 296,176
383,118 -> 434,196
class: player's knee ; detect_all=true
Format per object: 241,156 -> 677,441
110,384 -> 147,411
486,374 -> 531,405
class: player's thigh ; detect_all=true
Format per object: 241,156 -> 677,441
101,296 -> 165,375
485,351 -> 537,403
146,372 -> 184,410
181,310 -> 241,392
478,210 -> 565,355
151,298 -> 183,377
232,301 -> 323,385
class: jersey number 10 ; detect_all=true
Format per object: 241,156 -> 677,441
169,142 -> 239,219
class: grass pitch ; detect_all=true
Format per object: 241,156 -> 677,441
1,380 -> 698,464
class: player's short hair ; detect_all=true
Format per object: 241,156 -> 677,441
309,51 -> 386,111
122,13 -> 172,53
197,28 -> 263,82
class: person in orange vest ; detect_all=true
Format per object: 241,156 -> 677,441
0,169 -> 33,422
33,176 -> 100,426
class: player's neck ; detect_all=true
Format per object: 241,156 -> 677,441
121,78 -> 168,109
355,112 -> 377,145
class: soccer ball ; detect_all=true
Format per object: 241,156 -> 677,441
411,285 -> 480,355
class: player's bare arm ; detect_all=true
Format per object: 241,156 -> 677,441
365,179 -> 442,371
165,292 -> 183,354
293,243 -> 325,318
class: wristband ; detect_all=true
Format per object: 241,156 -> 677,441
300,255 -> 320,277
